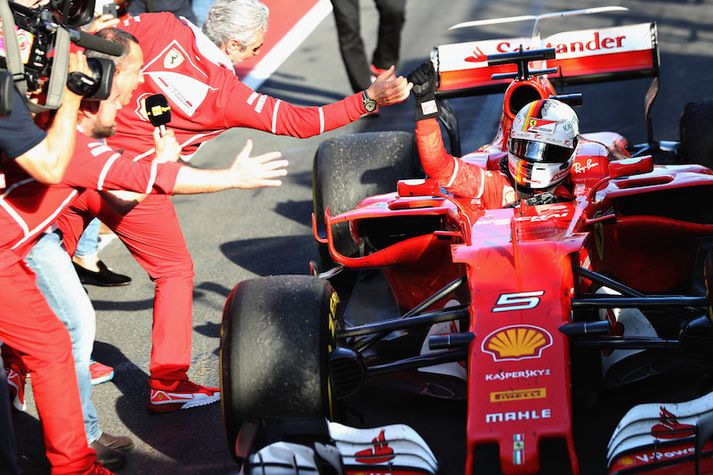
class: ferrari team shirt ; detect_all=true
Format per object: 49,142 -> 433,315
111,12 -> 368,159
0,129 -> 182,268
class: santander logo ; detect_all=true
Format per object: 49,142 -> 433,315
466,46 -> 488,63
650,407 -> 695,440
494,31 -> 626,56
354,429 -> 395,464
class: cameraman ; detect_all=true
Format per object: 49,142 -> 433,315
2,27 -> 286,469
0,52 -> 113,474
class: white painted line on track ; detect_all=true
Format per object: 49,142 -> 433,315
242,0 -> 334,91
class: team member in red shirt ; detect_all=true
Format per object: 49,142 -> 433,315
111,0 -> 411,160
0,52 -> 114,475
58,0 -> 411,411
3,34 -> 287,462
408,62 -> 579,207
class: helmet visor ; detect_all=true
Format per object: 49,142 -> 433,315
509,138 -> 575,164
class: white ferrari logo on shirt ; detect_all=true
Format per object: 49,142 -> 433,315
164,48 -> 185,69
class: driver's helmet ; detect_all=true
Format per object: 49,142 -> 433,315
507,99 -> 579,190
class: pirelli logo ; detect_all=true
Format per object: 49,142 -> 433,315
490,387 -> 547,403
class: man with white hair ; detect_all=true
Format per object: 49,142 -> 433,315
57,0 -> 411,413
111,0 -> 410,158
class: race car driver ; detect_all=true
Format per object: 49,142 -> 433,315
408,62 -> 578,207
51,0 -> 412,412
1,28 -> 287,466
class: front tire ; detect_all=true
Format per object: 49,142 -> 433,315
313,131 -> 422,269
220,275 -> 340,462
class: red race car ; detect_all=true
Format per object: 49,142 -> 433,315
220,7 -> 713,475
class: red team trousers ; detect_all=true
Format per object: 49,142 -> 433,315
0,261 -> 96,473
58,190 -> 193,384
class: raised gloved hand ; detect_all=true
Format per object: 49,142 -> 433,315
407,61 -> 439,121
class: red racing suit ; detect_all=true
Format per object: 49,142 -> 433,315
415,118 -> 571,207
0,130 -> 181,473
415,118 -> 517,207
111,12 -> 370,159
68,12 -> 376,386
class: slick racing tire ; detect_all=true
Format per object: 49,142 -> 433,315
220,275 -> 339,463
679,99 -> 713,169
313,131 -> 422,270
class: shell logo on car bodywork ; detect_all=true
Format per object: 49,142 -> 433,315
482,325 -> 553,361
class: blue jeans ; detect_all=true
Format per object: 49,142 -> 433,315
75,218 -> 100,258
25,232 -> 101,443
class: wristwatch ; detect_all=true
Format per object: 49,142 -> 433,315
362,91 -> 377,113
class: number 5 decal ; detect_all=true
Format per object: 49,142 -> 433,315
492,291 -> 544,312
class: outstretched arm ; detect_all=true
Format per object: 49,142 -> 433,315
224,68 -> 412,139
172,140 -> 288,194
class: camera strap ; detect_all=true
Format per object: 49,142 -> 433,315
0,0 -> 70,112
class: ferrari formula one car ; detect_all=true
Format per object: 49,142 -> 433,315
219,7 -> 713,475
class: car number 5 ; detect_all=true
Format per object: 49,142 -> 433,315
492,291 -> 545,312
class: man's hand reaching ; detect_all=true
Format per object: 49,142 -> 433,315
172,140 -> 288,194
365,66 -> 413,107
228,139 -> 288,188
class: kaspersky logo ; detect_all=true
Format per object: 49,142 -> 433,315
482,325 -> 553,362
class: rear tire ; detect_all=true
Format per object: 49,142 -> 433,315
220,275 -> 340,462
679,99 -> 713,168
313,131 -> 422,269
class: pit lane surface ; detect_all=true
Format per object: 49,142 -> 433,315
14,1 -> 713,473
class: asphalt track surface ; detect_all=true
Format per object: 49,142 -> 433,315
13,1 -> 713,474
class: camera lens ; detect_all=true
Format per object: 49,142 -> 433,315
50,0 -> 95,27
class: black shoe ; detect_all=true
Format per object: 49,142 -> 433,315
96,432 -> 134,452
89,439 -> 127,471
73,260 -> 132,287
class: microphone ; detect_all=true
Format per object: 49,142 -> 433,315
144,94 -> 171,136
68,29 -> 124,57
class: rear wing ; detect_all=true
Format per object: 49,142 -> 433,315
435,22 -> 659,97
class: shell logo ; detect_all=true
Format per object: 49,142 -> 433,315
619,456 -> 635,466
481,325 -> 553,361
